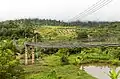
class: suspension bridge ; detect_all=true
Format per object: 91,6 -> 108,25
23,0 -> 116,65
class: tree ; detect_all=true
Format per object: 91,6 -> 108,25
0,40 -> 25,79
76,31 -> 88,40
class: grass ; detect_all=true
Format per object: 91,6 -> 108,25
23,55 -> 97,79
24,65 -> 96,79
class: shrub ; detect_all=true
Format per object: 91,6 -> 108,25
75,56 -> 81,65
108,68 -> 120,79
56,48 -> 69,57
60,55 -> 69,65
76,31 -> 88,40
0,40 -> 25,79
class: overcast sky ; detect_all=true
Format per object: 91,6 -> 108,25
0,0 -> 120,21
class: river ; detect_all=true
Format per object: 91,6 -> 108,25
81,65 -> 120,79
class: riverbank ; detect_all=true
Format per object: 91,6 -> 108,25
24,65 -> 97,79
23,55 -> 97,79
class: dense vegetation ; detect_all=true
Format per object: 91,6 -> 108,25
0,18 -> 120,79
0,18 -> 120,41
0,40 -> 25,79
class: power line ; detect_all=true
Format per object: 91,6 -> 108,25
68,0 -> 105,21
75,0 -> 112,21
72,0 -> 110,21
68,0 -> 113,22
69,0 -> 111,22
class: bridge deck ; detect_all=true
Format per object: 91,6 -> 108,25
25,42 -> 120,48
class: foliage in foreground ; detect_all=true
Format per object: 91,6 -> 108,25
108,68 -> 120,79
0,40 -> 25,79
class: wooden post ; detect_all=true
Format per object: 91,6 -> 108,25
25,45 -> 28,65
31,46 -> 35,64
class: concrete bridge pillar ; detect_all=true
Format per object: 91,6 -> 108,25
25,45 -> 28,65
31,46 -> 35,64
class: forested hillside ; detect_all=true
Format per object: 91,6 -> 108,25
0,18 -> 120,41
